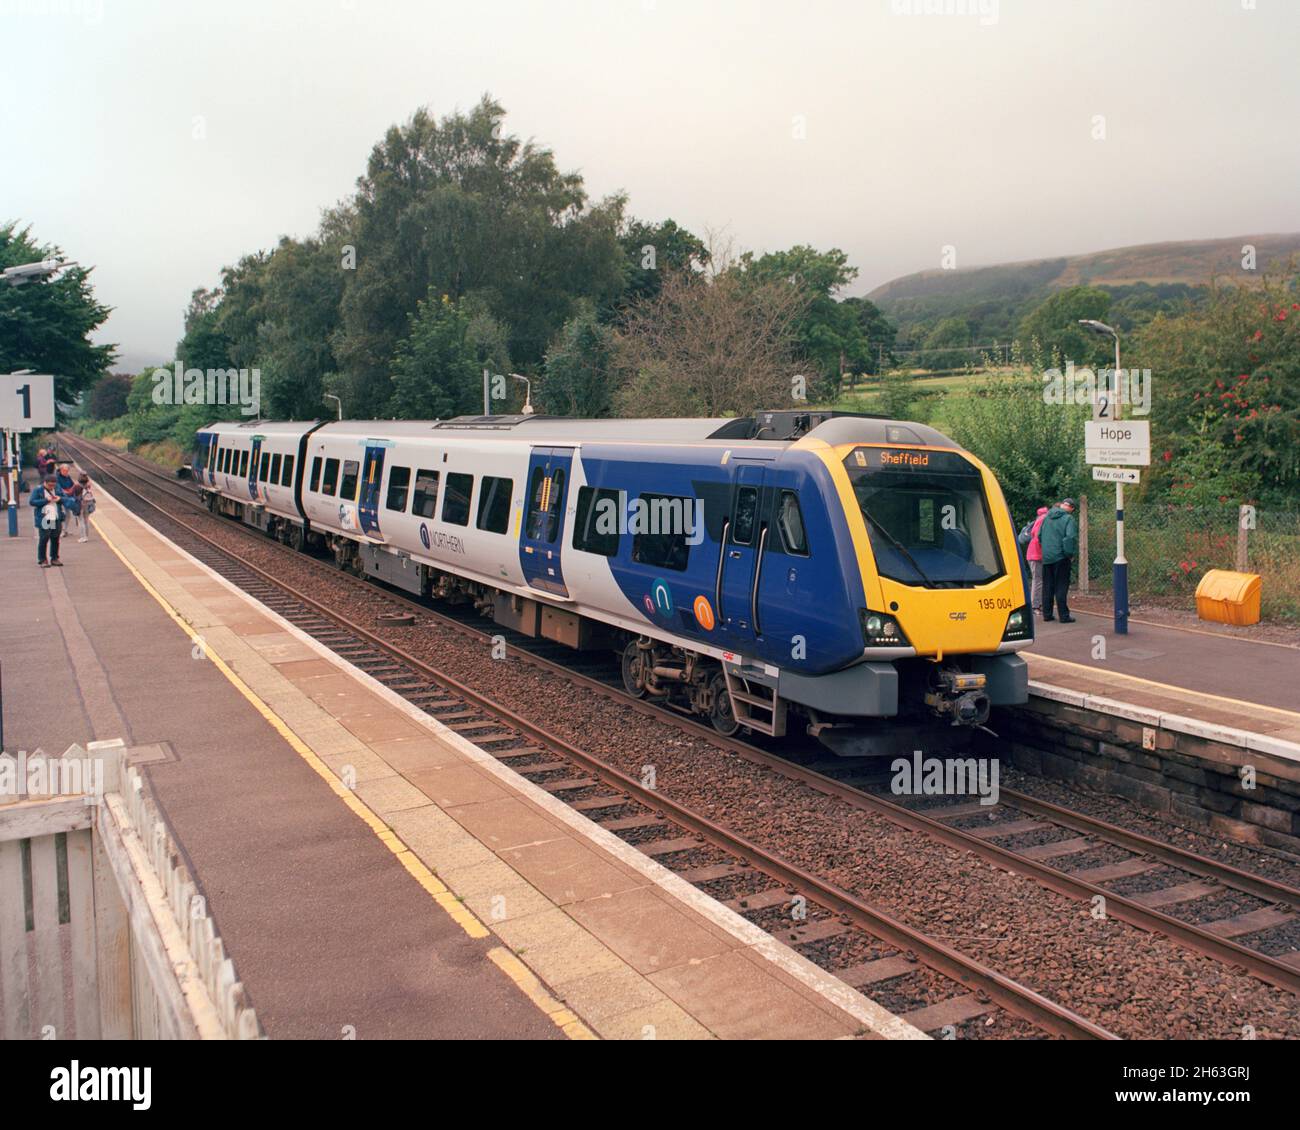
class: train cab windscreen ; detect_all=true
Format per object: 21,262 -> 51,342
844,447 -> 1003,588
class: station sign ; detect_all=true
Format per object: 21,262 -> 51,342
1085,420 -> 1150,466
0,373 -> 55,432
1092,466 -> 1141,484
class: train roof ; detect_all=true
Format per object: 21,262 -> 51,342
200,412 -> 960,450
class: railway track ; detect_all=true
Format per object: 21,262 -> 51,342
63,433 -> 1300,1029
62,434 -> 1121,1039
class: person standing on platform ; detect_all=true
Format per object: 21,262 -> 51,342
1038,498 -> 1079,623
30,474 -> 70,567
1017,505 -> 1050,616
71,473 -> 95,541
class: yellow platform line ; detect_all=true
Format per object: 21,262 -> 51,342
91,511 -> 597,1041
1027,652 -> 1300,725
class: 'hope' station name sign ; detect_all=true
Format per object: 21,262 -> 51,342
1085,420 -> 1150,466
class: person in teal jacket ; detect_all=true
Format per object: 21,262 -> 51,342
1038,499 -> 1079,622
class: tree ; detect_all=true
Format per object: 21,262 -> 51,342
256,231 -> 346,419
387,291 -> 482,420
0,223 -> 116,414
839,296 -> 897,376
921,315 -> 973,371
738,245 -> 859,397
946,349 -> 1090,523
613,261 -> 810,417
334,96 -> 627,414
1017,285 -> 1113,366
618,218 -> 709,306
1132,276 -> 1300,504
87,373 -> 133,419
540,302 -> 614,416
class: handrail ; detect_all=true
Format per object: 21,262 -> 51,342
714,517 -> 730,622
751,525 -> 767,636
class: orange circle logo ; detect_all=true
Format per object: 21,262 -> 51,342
693,595 -> 715,631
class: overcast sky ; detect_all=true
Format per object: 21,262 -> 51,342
4,0 -> 1298,370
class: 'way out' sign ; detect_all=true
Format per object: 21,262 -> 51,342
1085,420 -> 1150,466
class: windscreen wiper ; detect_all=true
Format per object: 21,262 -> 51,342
861,507 -> 938,589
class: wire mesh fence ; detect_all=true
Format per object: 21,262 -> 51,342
1081,495 -> 1300,621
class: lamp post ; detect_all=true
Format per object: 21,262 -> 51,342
1078,319 -> 1128,634
323,394 -> 342,421
509,373 -> 535,415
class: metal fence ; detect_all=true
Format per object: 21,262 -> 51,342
1079,496 -> 1300,621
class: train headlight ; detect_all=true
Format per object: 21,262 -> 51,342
860,608 -> 910,647
1001,606 -> 1032,642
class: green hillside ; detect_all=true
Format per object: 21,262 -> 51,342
871,233 -> 1300,356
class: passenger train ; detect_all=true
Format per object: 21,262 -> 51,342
193,410 -> 1031,755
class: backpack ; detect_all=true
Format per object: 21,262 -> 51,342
84,487 -> 97,515
1017,520 -> 1035,547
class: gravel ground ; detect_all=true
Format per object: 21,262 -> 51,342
74,440 -> 1300,1039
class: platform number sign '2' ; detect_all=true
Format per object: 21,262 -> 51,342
0,373 -> 56,432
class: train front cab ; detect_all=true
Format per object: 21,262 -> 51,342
782,431 -> 1031,755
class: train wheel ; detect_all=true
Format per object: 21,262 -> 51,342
288,525 -> 305,552
621,641 -> 648,699
708,672 -> 740,736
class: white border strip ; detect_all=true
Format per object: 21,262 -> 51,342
94,482 -> 928,1041
1028,680 -> 1300,765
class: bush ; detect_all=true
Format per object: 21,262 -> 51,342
945,355 -> 1089,523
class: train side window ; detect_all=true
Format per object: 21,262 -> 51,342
441,472 -> 473,526
322,458 -> 339,496
632,493 -> 692,572
572,487 -> 620,557
732,486 -> 758,545
208,443 -> 218,471
309,456 -> 322,492
239,450 -> 249,477
546,469 -> 565,541
260,452 -> 270,481
220,449 -> 229,473
270,454 -> 282,484
226,449 -> 234,474
777,490 -> 809,556
282,455 -> 294,485
386,466 -> 411,512
412,469 -> 440,517
525,467 -> 547,539
476,475 -> 513,535
339,459 -> 360,501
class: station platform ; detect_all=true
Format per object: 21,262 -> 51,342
0,481 -> 919,1041
1027,613 -> 1300,750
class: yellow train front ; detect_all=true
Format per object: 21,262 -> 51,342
756,413 -> 1034,756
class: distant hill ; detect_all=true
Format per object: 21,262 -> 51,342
870,233 -> 1300,307
869,233 -> 1300,354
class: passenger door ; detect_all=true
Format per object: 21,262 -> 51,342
717,462 -> 768,644
519,447 -> 574,597
358,444 -> 387,538
247,436 -> 263,501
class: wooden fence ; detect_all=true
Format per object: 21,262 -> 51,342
0,739 -> 261,1039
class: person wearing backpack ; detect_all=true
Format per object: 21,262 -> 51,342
70,472 -> 95,541
1017,506 -> 1050,616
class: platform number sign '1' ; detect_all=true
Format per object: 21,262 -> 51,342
0,373 -> 56,432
